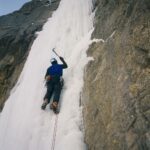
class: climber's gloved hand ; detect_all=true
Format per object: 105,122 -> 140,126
59,56 -> 68,68
59,56 -> 64,61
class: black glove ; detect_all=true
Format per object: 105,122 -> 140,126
59,56 -> 64,61
59,56 -> 68,68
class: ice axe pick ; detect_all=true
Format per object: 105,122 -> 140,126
52,48 -> 60,57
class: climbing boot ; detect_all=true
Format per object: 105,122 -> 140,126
50,102 -> 59,114
50,103 -> 54,110
41,99 -> 48,110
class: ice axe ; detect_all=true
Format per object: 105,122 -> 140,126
52,48 -> 60,57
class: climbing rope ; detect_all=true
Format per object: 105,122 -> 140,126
51,114 -> 59,150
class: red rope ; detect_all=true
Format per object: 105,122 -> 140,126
51,114 -> 59,150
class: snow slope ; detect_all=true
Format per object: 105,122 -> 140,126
0,0 -> 94,150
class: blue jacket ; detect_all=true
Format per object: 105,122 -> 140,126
45,57 -> 68,79
48,64 -> 63,76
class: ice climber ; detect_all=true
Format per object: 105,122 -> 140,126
41,56 -> 68,113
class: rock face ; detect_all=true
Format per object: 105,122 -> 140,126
0,0 -> 60,111
82,0 -> 150,149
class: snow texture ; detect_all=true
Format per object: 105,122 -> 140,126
0,0 -> 94,150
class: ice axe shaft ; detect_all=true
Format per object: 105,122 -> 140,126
52,48 -> 60,57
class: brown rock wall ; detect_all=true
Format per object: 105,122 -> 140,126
82,0 -> 150,149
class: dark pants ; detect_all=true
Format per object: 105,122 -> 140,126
44,77 -> 63,103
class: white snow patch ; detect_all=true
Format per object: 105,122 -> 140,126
92,38 -> 105,43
